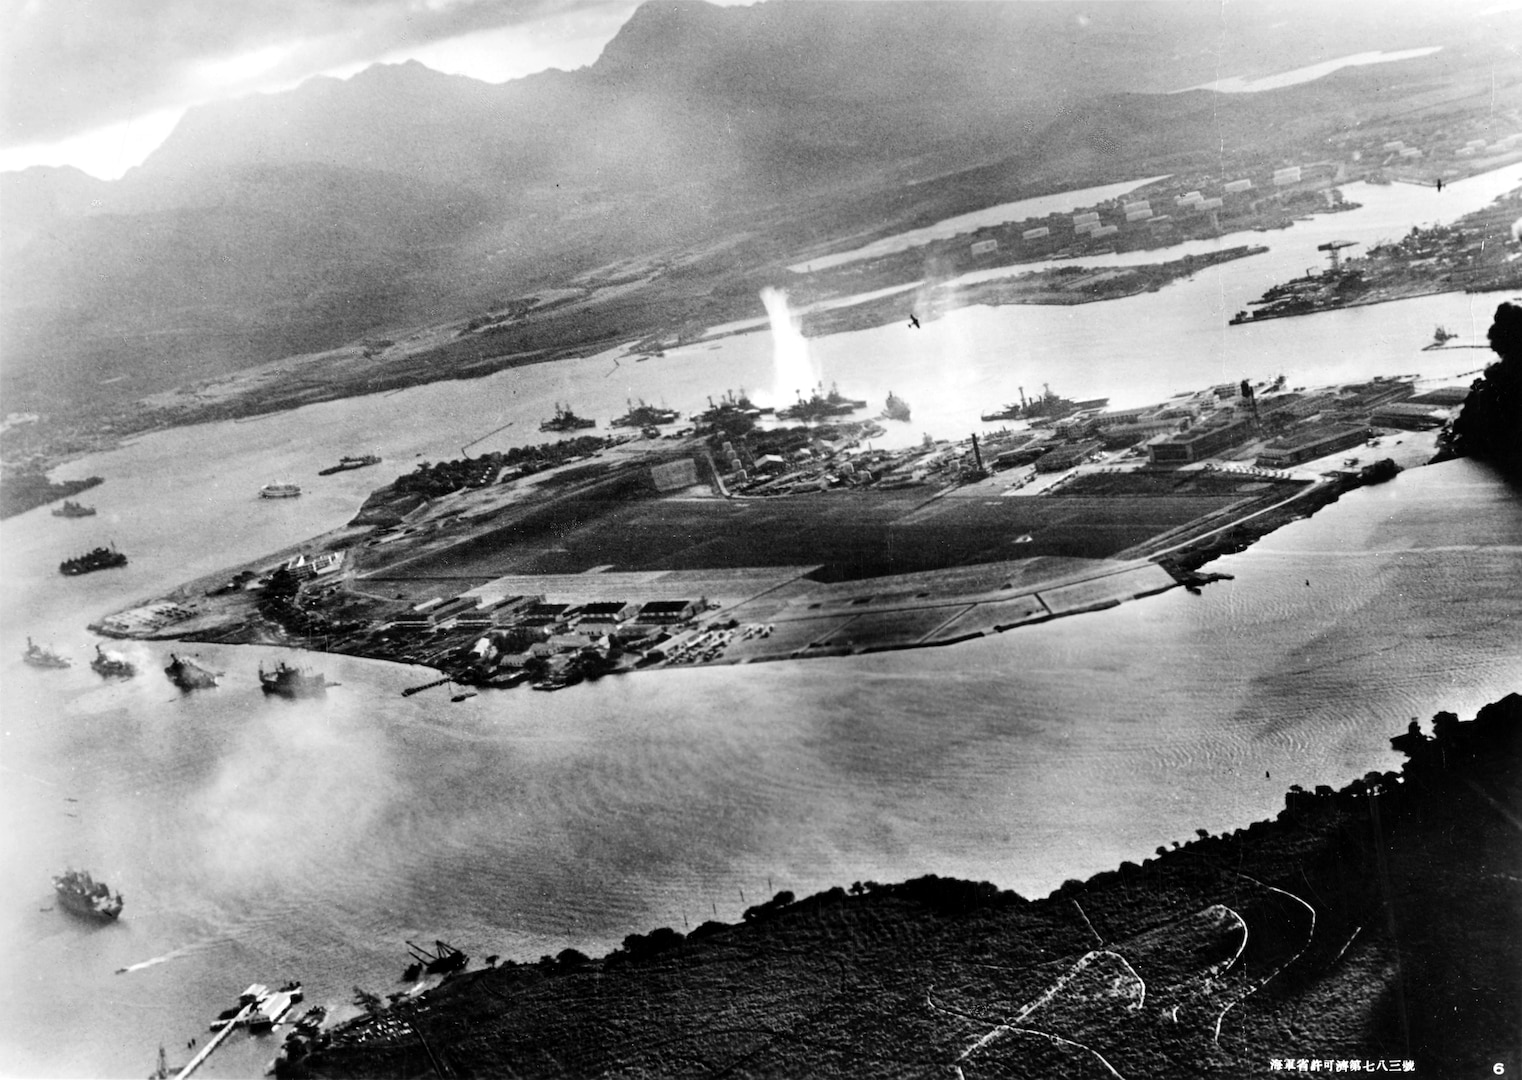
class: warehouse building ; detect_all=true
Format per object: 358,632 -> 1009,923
1147,416 -> 1256,465
1255,424 -> 1369,468
1369,402 -> 1449,430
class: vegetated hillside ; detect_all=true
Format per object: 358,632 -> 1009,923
1449,301 -> 1522,481
0,164 -> 494,410
285,696 -> 1522,1080
2,0 -> 1516,417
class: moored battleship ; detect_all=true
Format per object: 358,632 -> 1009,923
611,400 -> 681,428
23,637 -> 71,669
259,661 -> 327,699
59,545 -> 127,575
540,404 -> 596,432
318,454 -> 381,476
165,653 -> 221,691
52,868 -> 124,920
776,382 -> 869,422
51,500 -> 97,518
91,644 -> 136,678
980,385 -> 1107,423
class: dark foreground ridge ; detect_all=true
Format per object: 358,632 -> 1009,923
284,695 -> 1522,1078
1443,301 -> 1522,482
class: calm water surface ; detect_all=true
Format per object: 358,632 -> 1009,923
2,164 -> 1520,1078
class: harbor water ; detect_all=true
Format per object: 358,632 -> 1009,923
2,164 -> 1521,1077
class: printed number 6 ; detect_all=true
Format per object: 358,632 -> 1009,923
1494,1064 -> 1504,1075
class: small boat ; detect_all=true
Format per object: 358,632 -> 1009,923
164,653 -> 221,691
450,690 -> 478,703
59,544 -> 127,576
259,482 -> 302,499
53,868 -> 124,920
23,637 -> 72,669
51,500 -> 97,518
259,661 -> 327,699
91,645 -> 136,679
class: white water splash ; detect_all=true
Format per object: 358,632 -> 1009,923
760,288 -> 820,406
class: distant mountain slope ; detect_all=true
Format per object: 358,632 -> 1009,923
2,0 -> 1515,415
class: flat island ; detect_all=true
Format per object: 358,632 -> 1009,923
94,372 -> 1455,692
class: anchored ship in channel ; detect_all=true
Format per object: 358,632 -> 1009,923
53,868 -> 124,921
23,638 -> 71,669
165,653 -> 221,691
91,645 -> 136,679
59,544 -> 127,576
259,661 -> 328,699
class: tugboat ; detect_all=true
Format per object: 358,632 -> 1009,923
59,544 -> 127,576
318,454 -> 381,476
259,482 -> 302,499
164,653 -> 221,691
51,500 -> 97,518
52,868 -> 124,920
91,645 -> 136,679
539,404 -> 596,432
259,661 -> 327,699
611,399 -> 680,428
881,391 -> 912,423
23,638 -> 72,669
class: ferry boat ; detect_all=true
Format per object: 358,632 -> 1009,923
259,482 -> 302,499
52,868 -> 124,920
51,500 -> 97,518
259,661 -> 327,699
23,638 -> 71,669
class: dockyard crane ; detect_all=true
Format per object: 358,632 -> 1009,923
1317,240 -> 1358,272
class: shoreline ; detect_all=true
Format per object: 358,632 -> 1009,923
276,693 -> 1522,1079
89,456 -> 1412,686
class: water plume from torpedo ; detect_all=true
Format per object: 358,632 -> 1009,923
760,288 -> 820,406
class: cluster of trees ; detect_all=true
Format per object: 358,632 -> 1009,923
393,454 -> 506,497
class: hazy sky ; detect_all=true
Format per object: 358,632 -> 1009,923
1,0 -> 756,178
